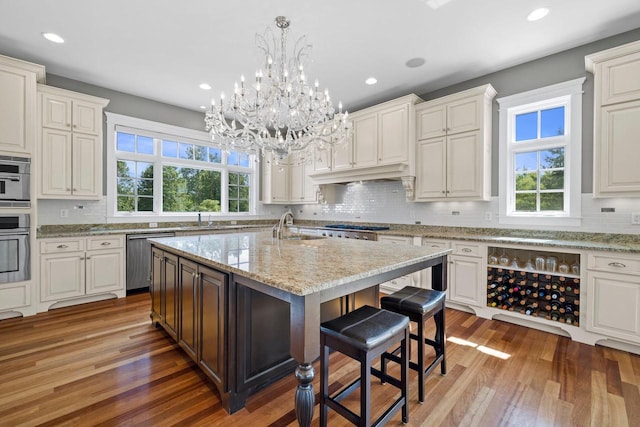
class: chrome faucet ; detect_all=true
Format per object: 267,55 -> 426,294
274,210 -> 294,239
197,212 -> 202,227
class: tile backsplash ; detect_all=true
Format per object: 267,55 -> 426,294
37,180 -> 640,234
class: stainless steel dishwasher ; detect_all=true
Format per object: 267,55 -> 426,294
126,232 -> 175,293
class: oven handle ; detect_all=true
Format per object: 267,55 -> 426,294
0,175 -> 21,182
0,230 -> 30,237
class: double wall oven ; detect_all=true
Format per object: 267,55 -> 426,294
0,214 -> 30,284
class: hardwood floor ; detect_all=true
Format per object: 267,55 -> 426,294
0,293 -> 638,426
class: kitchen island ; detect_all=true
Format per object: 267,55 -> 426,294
149,231 -> 451,425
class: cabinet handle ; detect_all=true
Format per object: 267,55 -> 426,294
73,188 -> 77,191
608,262 -> 627,268
57,244 -> 69,249
66,188 -> 71,191
461,248 -> 472,253
86,256 -> 91,260
100,242 -> 111,246
442,190 -> 446,194
442,128 -> 446,132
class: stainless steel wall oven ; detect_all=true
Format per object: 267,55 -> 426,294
0,214 -> 30,283
0,156 -> 31,207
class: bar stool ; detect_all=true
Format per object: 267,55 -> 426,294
380,286 -> 446,403
320,305 -> 409,426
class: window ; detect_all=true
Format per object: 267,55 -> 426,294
497,78 -> 584,226
106,113 -> 256,217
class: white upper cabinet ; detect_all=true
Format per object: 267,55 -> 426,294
309,94 -> 422,188
37,84 -> 109,200
415,84 -> 496,201
586,40 -> 640,197
0,55 -> 45,155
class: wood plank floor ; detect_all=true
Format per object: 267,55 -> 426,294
0,293 -> 638,426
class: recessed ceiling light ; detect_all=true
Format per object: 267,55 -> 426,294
199,83 -> 212,90
365,77 -> 377,85
199,105 -> 207,110
527,7 -> 549,22
42,32 -> 64,44
406,57 -> 426,68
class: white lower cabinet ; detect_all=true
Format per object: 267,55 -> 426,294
40,235 -> 125,304
378,235 -> 420,293
586,252 -> 640,344
448,241 -> 486,306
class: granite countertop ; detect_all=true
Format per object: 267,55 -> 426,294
37,220 -> 640,254
291,222 -> 640,254
149,231 -> 451,296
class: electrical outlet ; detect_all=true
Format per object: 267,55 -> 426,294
60,209 -> 68,218
632,212 -> 640,225
485,212 -> 492,221
149,222 -> 158,228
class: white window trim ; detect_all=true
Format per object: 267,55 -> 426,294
497,78 -> 585,227
105,112 -> 258,221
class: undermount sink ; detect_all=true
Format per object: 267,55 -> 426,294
281,234 -> 326,241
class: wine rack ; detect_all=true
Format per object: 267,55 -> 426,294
486,247 -> 581,326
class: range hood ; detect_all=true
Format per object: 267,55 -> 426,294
309,162 -> 416,200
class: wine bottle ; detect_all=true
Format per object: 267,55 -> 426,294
550,290 -> 562,300
524,305 -> 536,315
550,310 -> 561,321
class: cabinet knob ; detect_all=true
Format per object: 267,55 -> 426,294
442,190 -> 446,194
446,190 -> 450,193
66,123 -> 71,127
73,188 -> 77,191
86,256 -> 91,260
66,188 -> 71,191
442,128 -> 446,132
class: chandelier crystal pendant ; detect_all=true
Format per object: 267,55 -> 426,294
205,16 -> 350,162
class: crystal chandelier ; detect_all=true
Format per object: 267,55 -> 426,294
204,16 -> 350,162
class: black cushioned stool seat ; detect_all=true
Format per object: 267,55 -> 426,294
380,286 -> 446,403
320,305 -> 409,426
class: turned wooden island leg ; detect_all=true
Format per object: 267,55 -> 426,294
294,363 -> 315,427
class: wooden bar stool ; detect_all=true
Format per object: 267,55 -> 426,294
320,305 -> 409,426
380,286 -> 446,403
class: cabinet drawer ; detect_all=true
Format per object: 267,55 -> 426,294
588,253 -> 640,275
451,241 -> 483,257
422,239 -> 449,249
40,238 -> 84,254
87,235 -> 124,250
378,235 -> 413,245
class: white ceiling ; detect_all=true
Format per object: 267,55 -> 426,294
1,0 -> 639,114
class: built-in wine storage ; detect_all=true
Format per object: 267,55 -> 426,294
486,246 -> 581,326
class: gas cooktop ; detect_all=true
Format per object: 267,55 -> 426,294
323,224 -> 390,231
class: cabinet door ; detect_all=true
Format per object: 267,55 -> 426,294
41,92 -> 72,131
0,63 -> 36,154
587,271 -> 640,343
313,147 -> 332,172
600,51 -> 640,105
352,113 -> 378,168
163,253 -> 179,340
72,99 -> 102,135
151,248 -> 164,321
447,131 -> 482,198
332,133 -> 353,171
596,100 -> 640,196
198,265 -> 227,387
85,250 -> 124,294
40,252 -> 85,302
447,96 -> 481,135
416,137 -> 446,199
179,258 -> 199,360
449,254 -> 484,306
379,105 -> 408,164
262,153 -> 289,203
289,163 -> 305,202
72,133 -> 102,198
40,129 -> 72,196
417,104 -> 446,140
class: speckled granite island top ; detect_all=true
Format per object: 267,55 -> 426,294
149,231 -> 451,296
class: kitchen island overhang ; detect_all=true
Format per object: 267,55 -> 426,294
148,231 -> 451,422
